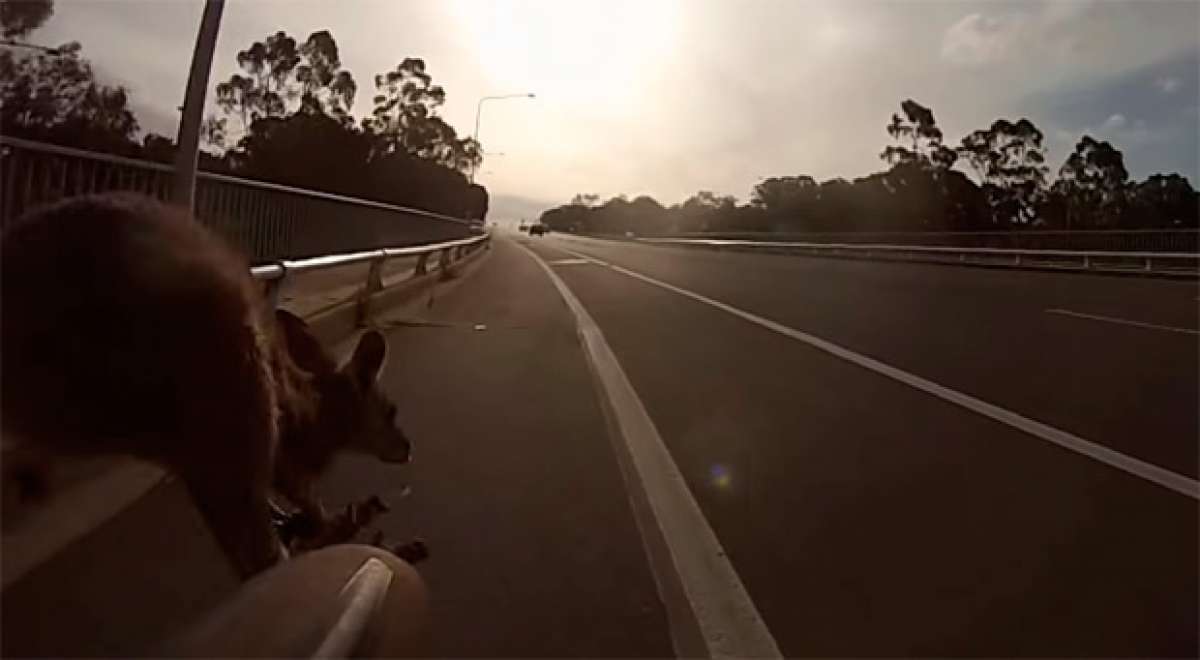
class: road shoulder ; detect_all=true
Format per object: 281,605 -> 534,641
317,236 -> 674,657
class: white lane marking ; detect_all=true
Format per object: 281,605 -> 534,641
1046,308 -> 1200,336
547,258 -> 591,266
555,245 -> 1200,501
517,242 -> 782,659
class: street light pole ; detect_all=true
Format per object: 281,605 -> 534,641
470,92 -> 534,184
171,0 -> 225,212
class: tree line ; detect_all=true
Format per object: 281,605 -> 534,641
541,100 -> 1198,235
0,2 -> 487,219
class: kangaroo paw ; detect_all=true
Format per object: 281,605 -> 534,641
267,499 -> 292,523
392,538 -> 429,564
363,494 -> 390,512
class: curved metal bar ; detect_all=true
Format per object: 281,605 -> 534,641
311,557 -> 394,659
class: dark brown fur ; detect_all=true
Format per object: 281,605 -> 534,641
1,193 -> 409,578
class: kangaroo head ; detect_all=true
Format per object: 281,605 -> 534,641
339,329 -> 411,463
274,310 -> 411,464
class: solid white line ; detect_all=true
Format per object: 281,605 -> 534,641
555,244 -> 1200,501
1045,308 -> 1200,336
517,241 -> 782,659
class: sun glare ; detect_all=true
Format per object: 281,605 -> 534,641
451,0 -> 681,112
816,18 -> 847,48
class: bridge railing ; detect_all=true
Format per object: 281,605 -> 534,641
251,233 -> 490,311
670,229 -> 1199,253
637,237 -> 1199,275
1,136 -> 474,263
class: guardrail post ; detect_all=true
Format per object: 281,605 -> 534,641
1144,256 -> 1152,272
1081,254 -> 1090,269
264,277 -> 284,309
356,255 -> 386,326
1014,253 -> 1022,266
414,253 -> 428,276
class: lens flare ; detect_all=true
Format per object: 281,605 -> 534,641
710,463 -> 732,490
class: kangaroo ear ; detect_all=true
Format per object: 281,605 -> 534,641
346,330 -> 387,387
275,309 -> 335,374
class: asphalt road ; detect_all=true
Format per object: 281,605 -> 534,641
525,233 -> 1198,657
318,238 -> 672,657
322,233 -> 1196,657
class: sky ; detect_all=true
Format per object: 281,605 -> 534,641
27,0 -> 1200,224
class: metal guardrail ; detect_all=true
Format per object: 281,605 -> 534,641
639,237 -> 1199,275
251,233 -> 490,308
671,229 -> 1200,253
0,136 -> 474,263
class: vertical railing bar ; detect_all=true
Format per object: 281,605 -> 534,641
1,146 -> 18,224
258,190 -> 270,260
251,189 -> 264,260
262,190 -> 274,262
73,156 -> 85,195
39,154 -> 52,203
89,158 -> 100,195
56,154 -> 69,199
283,192 -> 295,259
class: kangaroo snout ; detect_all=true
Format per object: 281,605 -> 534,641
376,425 -> 412,464
382,439 -> 412,464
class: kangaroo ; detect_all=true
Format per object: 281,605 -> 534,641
0,193 -> 411,578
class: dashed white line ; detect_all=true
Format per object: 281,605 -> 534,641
554,243 -> 1200,501
517,241 -> 782,659
1046,308 -> 1200,336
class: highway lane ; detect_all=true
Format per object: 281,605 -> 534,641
549,235 -> 1200,480
524,234 -> 1198,656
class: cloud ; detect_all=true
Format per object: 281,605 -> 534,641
1100,113 -> 1127,130
939,1 -> 1195,88
1046,113 -> 1158,178
941,13 -> 1020,66
1097,116 -> 1153,147
1156,76 -> 1182,94
1056,114 -> 1155,153
938,4 -> 1089,68
1029,47 -> 1197,183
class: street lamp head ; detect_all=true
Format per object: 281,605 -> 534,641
471,91 -> 536,184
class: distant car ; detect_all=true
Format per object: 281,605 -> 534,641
530,224 -> 548,236
518,223 -> 529,232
